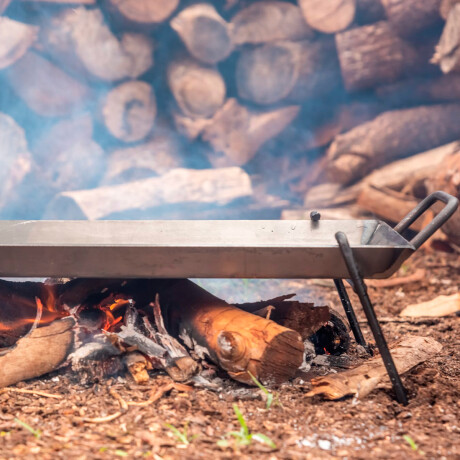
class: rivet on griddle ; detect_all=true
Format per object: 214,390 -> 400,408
310,211 -> 321,222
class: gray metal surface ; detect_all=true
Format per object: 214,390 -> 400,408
0,220 -> 415,279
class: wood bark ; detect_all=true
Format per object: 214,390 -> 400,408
44,167 -> 253,219
432,4 -> 460,74
307,336 -> 442,399
0,113 -> 31,213
0,17 -> 38,69
356,186 -> 422,230
355,0 -> 386,24
108,0 -> 179,24
440,0 -> 460,18
298,0 -> 356,33
336,21 -> 430,91
376,75 -> 460,107
236,296 -> 330,341
231,1 -> 314,45
32,114 -> 105,192
101,134 -> 183,185
5,51 -> 90,117
400,293 -> 460,317
237,38 -> 340,105
101,81 -> 157,143
381,0 -> 442,38
168,58 -> 226,119
0,317 -> 75,389
425,151 -> 460,245
171,4 -> 234,64
326,104 -> 460,185
39,7 -> 154,81
200,98 -> 300,166
155,279 -> 304,385
0,0 -> 11,14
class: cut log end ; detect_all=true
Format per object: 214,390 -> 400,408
299,0 -> 356,34
109,0 -> 180,24
101,81 -> 157,143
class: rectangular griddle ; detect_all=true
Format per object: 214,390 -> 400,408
0,191 -> 457,405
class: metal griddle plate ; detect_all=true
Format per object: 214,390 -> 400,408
0,220 -> 415,279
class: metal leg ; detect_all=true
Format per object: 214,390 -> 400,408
335,231 -> 409,405
333,279 -> 367,348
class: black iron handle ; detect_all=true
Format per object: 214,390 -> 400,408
394,191 -> 459,249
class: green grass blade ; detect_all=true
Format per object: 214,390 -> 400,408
14,418 -> 41,439
403,435 -> 418,451
232,404 -> 249,436
252,433 -> 277,449
164,423 -> 188,445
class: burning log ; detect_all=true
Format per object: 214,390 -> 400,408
200,99 -> 299,166
298,0 -> 356,33
5,51 -> 90,117
381,0 -> 443,38
168,58 -> 226,119
231,1 -> 314,45
425,151 -> 460,245
236,295 -> 330,341
107,0 -> 180,25
432,4 -> 460,74
156,280 -> 304,385
0,317 -> 75,389
115,304 -> 198,382
326,104 -> 460,185
236,38 -> 340,105
0,113 -> 31,213
0,17 -> 38,69
170,4 -> 234,64
335,21 -> 430,91
44,167 -> 252,219
101,133 -> 183,185
124,351 -> 151,384
307,336 -> 442,399
101,81 -> 157,143
39,7 -> 154,82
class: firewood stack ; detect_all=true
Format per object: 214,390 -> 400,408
0,0 -> 458,238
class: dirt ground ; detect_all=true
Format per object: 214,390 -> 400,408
0,250 -> 459,459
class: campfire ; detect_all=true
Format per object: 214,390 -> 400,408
1,0 -> 460,457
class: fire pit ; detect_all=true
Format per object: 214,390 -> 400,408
0,191 -> 457,405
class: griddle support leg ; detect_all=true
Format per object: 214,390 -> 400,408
335,231 -> 409,405
333,279 -> 367,348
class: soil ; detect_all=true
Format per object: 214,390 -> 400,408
0,250 -> 459,459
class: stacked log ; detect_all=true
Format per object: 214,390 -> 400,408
0,0 -> 457,236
